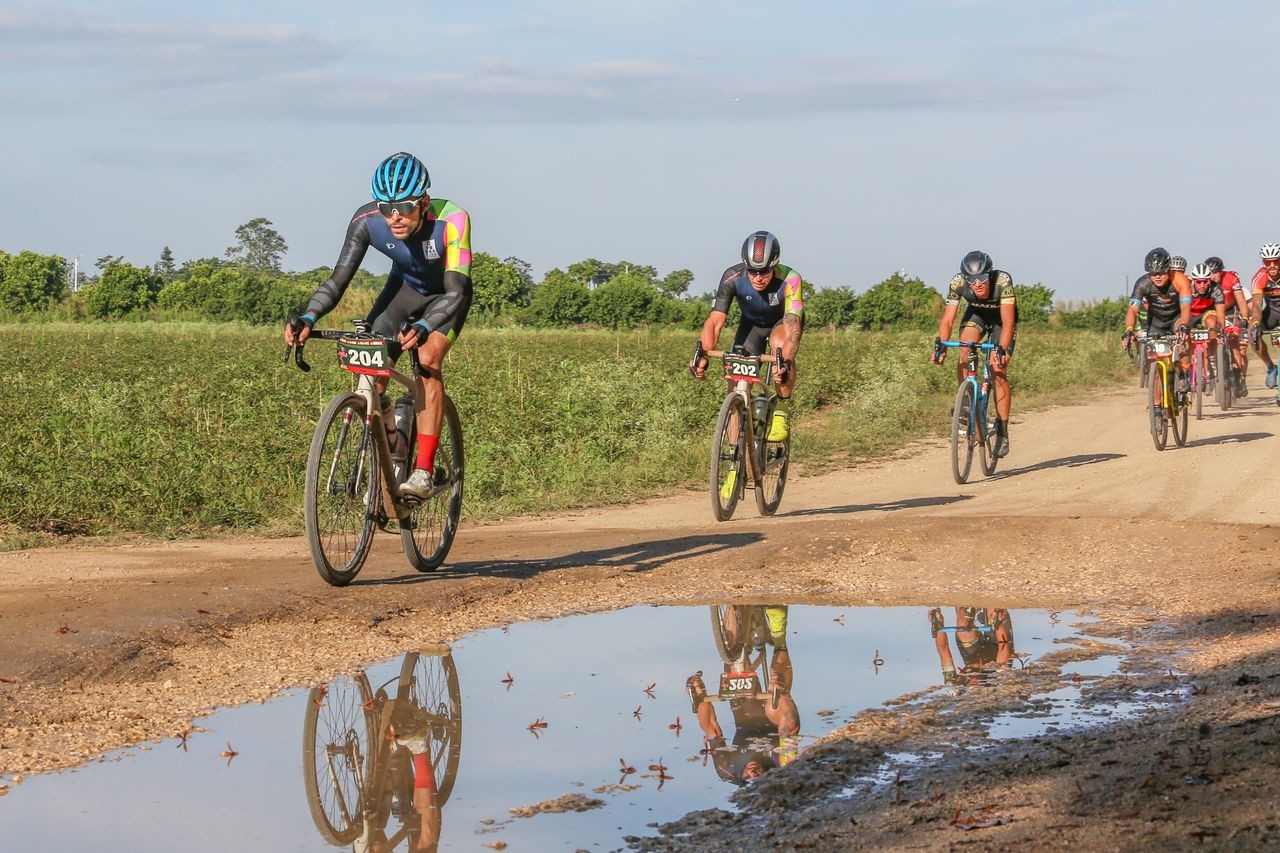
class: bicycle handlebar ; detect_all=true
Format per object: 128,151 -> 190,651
283,317 -> 415,374
707,349 -> 778,363
938,341 -> 998,351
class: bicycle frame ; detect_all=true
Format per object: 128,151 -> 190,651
940,340 -> 997,437
710,349 -> 778,483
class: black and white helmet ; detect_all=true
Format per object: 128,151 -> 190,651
1144,247 -> 1171,274
1262,243 -> 1280,260
1204,256 -> 1225,274
741,231 -> 781,271
1188,262 -> 1213,280
1169,256 -> 1187,272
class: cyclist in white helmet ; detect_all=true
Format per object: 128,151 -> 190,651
1250,243 -> 1280,390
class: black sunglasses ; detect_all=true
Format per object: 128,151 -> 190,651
377,199 -> 421,217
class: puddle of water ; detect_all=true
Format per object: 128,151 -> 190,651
0,604 -> 1135,851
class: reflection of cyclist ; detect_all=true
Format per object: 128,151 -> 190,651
932,250 -> 1018,459
686,605 -> 800,784
284,152 -> 473,500
929,607 -> 1015,688
690,231 -> 805,443
390,725 -> 443,853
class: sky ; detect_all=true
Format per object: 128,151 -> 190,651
1,0 -> 1274,299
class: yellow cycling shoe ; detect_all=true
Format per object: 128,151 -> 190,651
767,409 -> 790,442
719,468 -> 738,502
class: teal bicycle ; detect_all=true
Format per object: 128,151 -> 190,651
938,341 -> 1000,484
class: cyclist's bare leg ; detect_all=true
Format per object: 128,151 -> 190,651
989,351 -> 1011,420
768,321 -> 799,398
410,332 -> 453,473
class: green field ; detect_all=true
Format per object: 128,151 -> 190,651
0,324 -> 1129,547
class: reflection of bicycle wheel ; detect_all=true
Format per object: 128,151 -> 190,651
397,651 -> 464,804
303,673 -> 374,846
709,605 -> 768,671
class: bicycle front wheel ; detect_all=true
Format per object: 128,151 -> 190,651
1148,363 -> 1167,451
951,381 -> 976,484
302,673 -> 374,846
401,396 -> 464,572
305,393 -> 378,586
754,399 -> 790,516
711,394 -> 747,521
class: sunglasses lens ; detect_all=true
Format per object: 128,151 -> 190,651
964,274 -> 988,285
378,200 -> 417,216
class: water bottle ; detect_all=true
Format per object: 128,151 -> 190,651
753,396 -> 769,433
393,395 -> 414,463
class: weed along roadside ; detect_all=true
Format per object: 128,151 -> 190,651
0,325 -> 1127,547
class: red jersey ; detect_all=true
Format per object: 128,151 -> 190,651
1252,268 -> 1280,311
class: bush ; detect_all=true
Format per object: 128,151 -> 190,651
0,250 -> 66,313
1017,283 -> 1055,325
82,262 -> 160,318
854,273 -> 941,330
586,272 -> 656,329
806,286 -> 858,328
526,272 -> 591,327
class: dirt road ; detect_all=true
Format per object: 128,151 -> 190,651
2,385 -> 1278,847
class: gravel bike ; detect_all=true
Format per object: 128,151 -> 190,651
302,647 -> 462,849
1187,327 -> 1218,421
704,347 -> 790,521
286,319 -> 464,585
1145,334 -> 1189,450
939,340 -> 1000,484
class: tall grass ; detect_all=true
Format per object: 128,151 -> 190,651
0,324 -> 1128,545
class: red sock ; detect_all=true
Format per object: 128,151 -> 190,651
415,434 -> 440,471
412,752 -> 437,791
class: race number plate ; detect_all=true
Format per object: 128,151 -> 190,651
1271,334 -> 1280,347
1191,329 -> 1211,342
337,337 -> 392,377
722,353 -> 762,383
719,671 -> 759,698
1150,340 -> 1172,356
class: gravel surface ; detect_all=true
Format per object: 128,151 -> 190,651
1,388 -> 1277,848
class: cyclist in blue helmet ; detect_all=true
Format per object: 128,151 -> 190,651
286,152 -> 473,500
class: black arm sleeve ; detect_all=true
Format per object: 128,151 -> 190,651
711,267 -> 739,315
422,270 -> 472,331
304,216 -> 372,320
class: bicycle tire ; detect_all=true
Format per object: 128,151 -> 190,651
950,381 -> 976,484
1193,349 -> 1206,420
1138,341 -> 1150,388
711,394 -> 747,521
302,673 -> 374,846
398,651 -> 464,805
754,397 -> 790,516
1148,362 -> 1167,451
978,388 -> 999,477
1217,345 -> 1233,411
401,396 -> 464,572
1172,365 -> 1189,447
305,393 -> 378,586
710,604 -> 758,663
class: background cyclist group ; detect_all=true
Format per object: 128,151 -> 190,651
1124,244 -> 1280,400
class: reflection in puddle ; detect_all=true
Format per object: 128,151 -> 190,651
0,604 -> 1163,851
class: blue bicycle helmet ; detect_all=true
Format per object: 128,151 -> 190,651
371,152 -> 430,202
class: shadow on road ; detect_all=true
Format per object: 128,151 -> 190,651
984,452 -> 1126,482
782,494 -> 974,518
356,532 -> 766,586
1185,431 -> 1273,449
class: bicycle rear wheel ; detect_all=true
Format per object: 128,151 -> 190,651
302,673 -> 374,846
398,650 -> 463,804
305,393 -> 378,586
1148,363 -> 1167,451
1172,366 -> 1189,447
711,394 -> 747,521
978,389 -> 999,477
401,396 -> 464,572
1193,349 -> 1205,420
754,398 -> 790,516
950,381 -> 976,484
1216,345 -> 1233,411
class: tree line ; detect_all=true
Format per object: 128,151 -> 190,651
0,217 -> 1125,331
